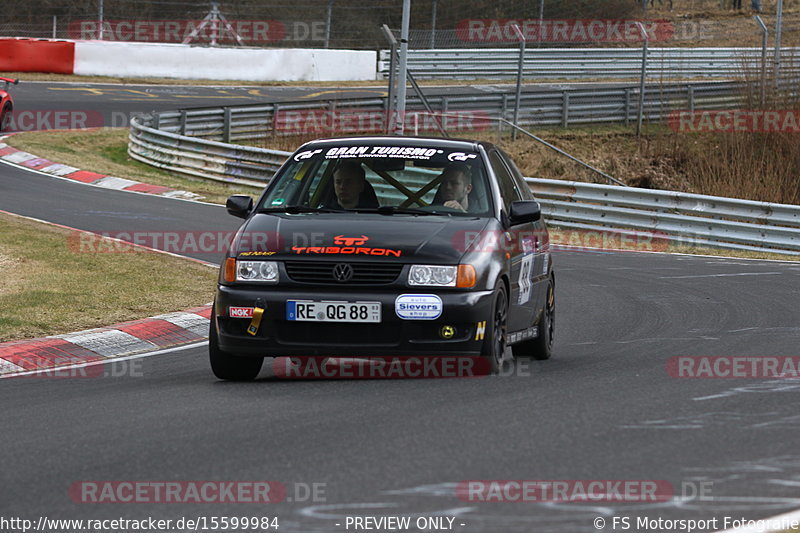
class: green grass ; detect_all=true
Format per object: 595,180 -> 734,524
0,211 -> 217,342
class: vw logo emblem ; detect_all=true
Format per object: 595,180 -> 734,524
332,263 -> 353,282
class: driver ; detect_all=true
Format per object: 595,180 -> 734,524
436,163 -> 473,212
331,161 -> 371,209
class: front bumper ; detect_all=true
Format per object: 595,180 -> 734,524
214,285 -> 495,358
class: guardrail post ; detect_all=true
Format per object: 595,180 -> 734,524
500,94 -> 508,134
429,0 -> 437,48
329,100 -> 337,134
223,107 -> 232,143
624,88 -> 631,126
511,23 -> 526,141
179,110 -> 187,136
324,0 -> 333,49
152,112 -> 161,130
441,96 -> 449,132
561,92 -> 569,128
382,94 -> 392,135
754,16 -> 769,105
381,25 -> 399,134
271,103 -> 280,137
635,22 -> 649,137
774,0 -> 784,89
688,85 -> 695,113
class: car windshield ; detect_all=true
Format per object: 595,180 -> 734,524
259,143 -> 492,217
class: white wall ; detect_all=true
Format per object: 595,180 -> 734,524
73,41 -> 377,81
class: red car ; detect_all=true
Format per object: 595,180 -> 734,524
0,77 -> 18,132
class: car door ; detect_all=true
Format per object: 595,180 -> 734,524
487,149 -> 533,332
499,149 -> 550,315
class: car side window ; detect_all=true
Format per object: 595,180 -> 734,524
499,150 -> 534,201
489,151 -> 522,212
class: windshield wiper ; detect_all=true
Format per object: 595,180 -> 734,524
259,205 -> 343,214
355,206 -> 445,216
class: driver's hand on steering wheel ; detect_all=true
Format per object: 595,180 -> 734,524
443,200 -> 466,211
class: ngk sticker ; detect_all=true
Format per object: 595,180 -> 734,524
229,307 -> 255,318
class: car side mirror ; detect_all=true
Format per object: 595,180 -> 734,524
226,195 -> 253,219
509,200 -> 541,225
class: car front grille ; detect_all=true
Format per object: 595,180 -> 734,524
285,261 -> 403,285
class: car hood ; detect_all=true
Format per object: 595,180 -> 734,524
234,213 -> 493,264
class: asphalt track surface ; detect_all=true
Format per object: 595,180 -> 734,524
6,80 -> 630,131
1,82 -> 800,532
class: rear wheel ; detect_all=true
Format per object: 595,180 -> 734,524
482,285 -> 508,375
209,321 -> 263,381
513,276 -> 555,360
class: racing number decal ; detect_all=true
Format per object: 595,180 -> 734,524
518,237 -> 534,305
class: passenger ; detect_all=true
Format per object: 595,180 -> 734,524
435,163 -> 473,212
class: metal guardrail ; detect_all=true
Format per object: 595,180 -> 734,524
130,78 -> 790,150
128,119 -> 288,187
378,47 -> 800,80
530,178 -> 800,255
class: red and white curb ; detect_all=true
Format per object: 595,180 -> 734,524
0,306 -> 211,377
0,135 -> 201,200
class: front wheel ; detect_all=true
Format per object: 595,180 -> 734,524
481,285 -> 508,375
209,321 -> 263,381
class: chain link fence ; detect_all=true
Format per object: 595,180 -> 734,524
3,0 -> 797,50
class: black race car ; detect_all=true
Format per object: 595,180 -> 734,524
210,136 -> 555,380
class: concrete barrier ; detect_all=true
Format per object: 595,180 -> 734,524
0,38 -> 75,74
73,41 -> 377,81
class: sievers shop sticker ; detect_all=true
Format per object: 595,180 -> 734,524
395,294 -> 443,320
229,307 -> 255,318
324,146 -> 444,160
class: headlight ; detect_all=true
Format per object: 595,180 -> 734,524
234,260 -> 279,283
408,265 -> 457,287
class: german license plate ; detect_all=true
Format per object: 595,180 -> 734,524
286,300 -> 381,323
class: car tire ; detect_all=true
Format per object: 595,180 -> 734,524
512,275 -> 555,360
482,284 -> 508,375
209,320 -> 263,381
0,104 -> 10,132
